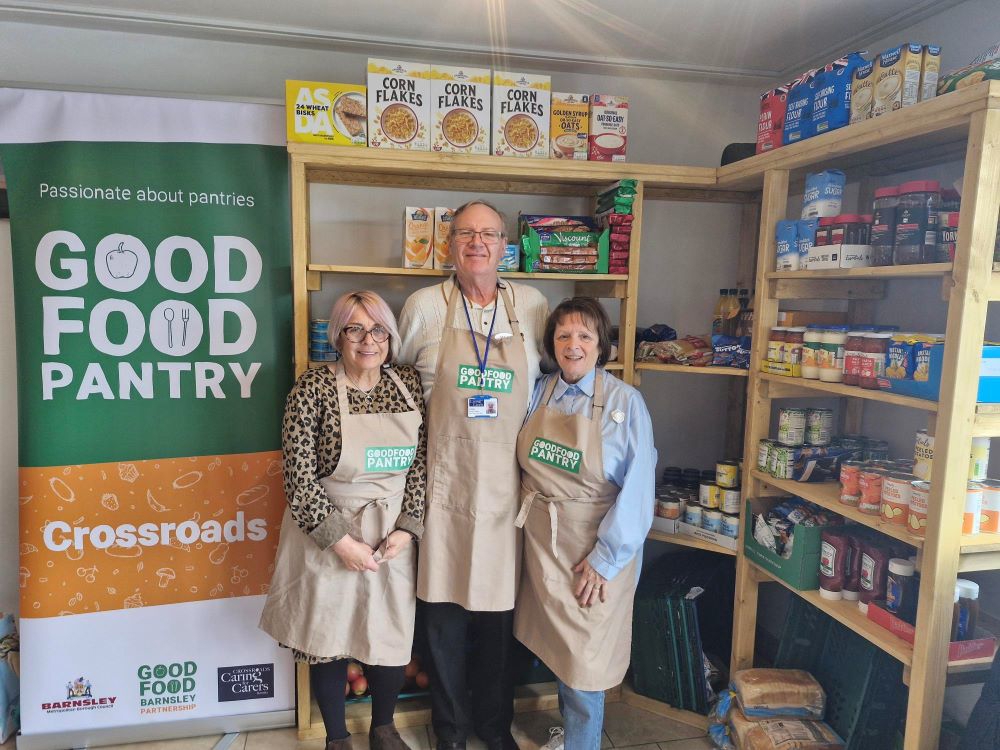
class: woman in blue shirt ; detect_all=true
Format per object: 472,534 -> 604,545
513,297 -> 656,750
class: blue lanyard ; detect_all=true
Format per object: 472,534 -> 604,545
460,284 -> 500,389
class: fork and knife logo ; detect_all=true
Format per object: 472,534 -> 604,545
163,306 -> 191,348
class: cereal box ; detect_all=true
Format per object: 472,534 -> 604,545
403,207 -> 433,269
368,59 -> 430,150
492,71 -> 551,158
920,45 -> 942,101
434,207 -> 455,269
756,84 -> 789,154
872,44 -> 923,118
286,80 -> 367,146
850,61 -> 876,124
550,93 -> 590,160
589,94 -> 628,161
431,65 -> 490,155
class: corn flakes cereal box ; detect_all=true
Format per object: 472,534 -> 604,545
589,94 -> 628,162
550,93 -> 590,160
492,71 -> 551,158
920,45 -> 942,101
368,59 -> 430,150
434,207 -> 455,269
286,80 -> 367,146
431,65 -> 491,155
872,43 -> 923,118
403,207 -> 433,269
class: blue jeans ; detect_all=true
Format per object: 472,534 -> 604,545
558,680 -> 604,750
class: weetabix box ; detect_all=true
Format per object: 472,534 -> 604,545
588,94 -> 628,162
550,93 -> 590,160
286,80 -> 367,146
431,65 -> 491,155
872,43 -> 923,118
492,71 -> 551,158
367,59 -> 430,150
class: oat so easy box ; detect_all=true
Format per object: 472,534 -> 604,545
492,71 -> 551,158
434,207 -> 456,269
286,80 -> 367,146
368,59 -> 431,150
550,93 -> 590,160
431,65 -> 491,155
403,207 -> 434,269
589,94 -> 628,162
872,43 -> 923,118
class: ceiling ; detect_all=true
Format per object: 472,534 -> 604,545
0,0 -> 966,82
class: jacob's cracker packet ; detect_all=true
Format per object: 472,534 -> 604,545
492,71 -> 551,158
434,207 -> 456,269
550,93 -> 590,160
403,207 -> 433,269
286,80 -> 367,146
431,65 -> 490,154
368,59 -> 430,150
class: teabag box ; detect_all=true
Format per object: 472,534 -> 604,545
588,94 -> 628,161
850,61 -> 876,124
757,84 -> 790,154
367,58 -> 431,150
492,71 -> 551,158
872,44 -> 923,118
430,65 -> 491,155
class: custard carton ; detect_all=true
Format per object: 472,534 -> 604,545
403,207 -> 433,269
872,44 -> 923,118
368,59 -> 430,150
850,61 -> 876,124
431,65 -> 491,155
550,93 -> 590,160
286,81 -> 367,146
920,45 -> 942,101
434,207 -> 456,269
492,71 -> 551,158
589,94 -> 628,161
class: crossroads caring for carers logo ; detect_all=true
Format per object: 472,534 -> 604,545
41,676 -> 118,713
217,663 -> 274,702
457,364 -> 514,393
528,438 -> 582,474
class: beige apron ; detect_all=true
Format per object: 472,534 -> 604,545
512,370 -> 637,691
259,363 -> 423,665
417,282 -> 529,611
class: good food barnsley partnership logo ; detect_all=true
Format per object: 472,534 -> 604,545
217,663 -> 274,702
138,661 -> 198,714
41,677 -> 118,713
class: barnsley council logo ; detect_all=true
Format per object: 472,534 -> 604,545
41,677 -> 118,713
217,663 -> 275,702
138,661 -> 198,715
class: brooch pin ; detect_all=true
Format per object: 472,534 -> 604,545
611,409 -> 625,424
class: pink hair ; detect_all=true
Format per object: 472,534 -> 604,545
328,291 -> 401,362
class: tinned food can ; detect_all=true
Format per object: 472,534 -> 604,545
839,460 -> 863,506
699,481 -> 721,509
805,408 -> 834,446
881,472 -> 914,525
757,439 -> 775,472
721,514 -> 740,538
981,479 -> 1000,533
777,408 -> 807,446
858,469 -> 885,515
716,460 -> 740,489
721,487 -> 742,515
964,482 -> 983,535
913,430 -> 934,480
908,480 -> 930,536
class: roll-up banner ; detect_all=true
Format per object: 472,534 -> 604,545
0,89 -> 295,750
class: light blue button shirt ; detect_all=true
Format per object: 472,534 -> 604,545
525,368 -> 657,581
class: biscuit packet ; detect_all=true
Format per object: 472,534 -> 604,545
938,41 -> 1000,94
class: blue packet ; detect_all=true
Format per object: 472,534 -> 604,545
775,220 -> 799,270
795,218 -> 818,266
782,69 -> 818,145
812,52 -> 868,135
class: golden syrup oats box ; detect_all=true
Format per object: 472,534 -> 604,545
872,43 -> 923,118
492,71 -> 551,158
286,81 -> 368,146
368,59 -> 430,150
431,65 -> 491,155
550,93 -> 590,160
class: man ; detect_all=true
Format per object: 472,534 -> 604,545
398,200 -> 548,750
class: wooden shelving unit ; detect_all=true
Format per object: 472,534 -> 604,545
635,362 -> 749,377
730,81 -> 1000,750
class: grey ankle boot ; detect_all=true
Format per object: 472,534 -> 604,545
370,723 -> 412,750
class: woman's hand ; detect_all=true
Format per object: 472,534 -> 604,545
378,530 -> 413,563
572,558 -> 608,608
332,535 -> 379,572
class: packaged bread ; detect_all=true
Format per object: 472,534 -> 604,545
732,668 -> 826,720
730,708 -> 844,750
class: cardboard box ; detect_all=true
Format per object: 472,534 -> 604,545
403,207 -> 433,269
589,94 -> 628,162
651,517 -> 679,535
805,243 -> 871,269
776,311 -> 848,327
430,65 -> 490,155
872,43 -> 923,118
920,45 -> 942,102
492,71 -> 551,158
743,501 -> 830,590
286,80 -> 367,146
368,59 -> 430,150
878,343 -> 1000,402
433,207 -> 455,269
849,61 -> 875,124
498,243 -> 520,272
550,93 -> 590,160
867,603 -> 996,661
677,521 -> 739,552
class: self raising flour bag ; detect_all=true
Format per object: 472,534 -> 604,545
286,80 -> 367,146
783,70 -> 818,145
850,61 -> 876,124
589,94 -> 628,161
492,71 -> 551,158
757,84 -> 790,154
431,65 -> 490,155
802,171 -> 846,219
368,58 -> 430,150
812,52 -> 867,135
872,44 -> 923,118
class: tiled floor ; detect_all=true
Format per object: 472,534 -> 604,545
38,703 -> 712,750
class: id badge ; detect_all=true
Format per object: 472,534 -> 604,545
467,394 -> 499,419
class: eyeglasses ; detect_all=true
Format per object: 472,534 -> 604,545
342,325 -> 390,343
451,228 -> 504,245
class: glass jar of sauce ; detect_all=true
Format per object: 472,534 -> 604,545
785,327 -> 805,367
843,330 -> 871,386
894,180 -> 941,265
859,332 -> 892,389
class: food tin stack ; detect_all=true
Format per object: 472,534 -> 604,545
310,319 -> 338,362
656,463 -> 741,539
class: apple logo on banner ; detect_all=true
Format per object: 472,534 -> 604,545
105,241 -> 138,279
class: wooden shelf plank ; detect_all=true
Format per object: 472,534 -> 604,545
766,263 -> 952,280
636,362 -> 749,377
748,560 -> 915,666
750,470 -> 924,549
759,371 -> 939,412
307,264 -> 629,282
647,528 -> 737,556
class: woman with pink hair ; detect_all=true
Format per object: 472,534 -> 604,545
261,290 -> 427,750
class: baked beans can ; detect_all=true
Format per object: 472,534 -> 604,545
703,510 -> 723,533
964,482 -> 983,535
881,472 -> 914,525
909,480 -> 930,536
858,469 -> 885,515
970,437 -> 990,482
721,514 -> 741,538
758,439 -> 775,472
913,430 -> 934,480
840,460 -> 864,506
777,408 -> 807,446
699,481 -> 721,509
716,460 -> 740,489
805,408 -> 834,446
721,487 -> 742,515
771,446 -> 794,479
980,480 -> 1000,533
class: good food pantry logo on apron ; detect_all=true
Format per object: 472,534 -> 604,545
528,438 -> 582,474
457,363 -> 514,392
365,446 -> 417,472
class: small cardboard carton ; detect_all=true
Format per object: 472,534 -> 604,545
433,207 -> 455,269
403,207 -> 433,269
430,65 -> 491,155
550,92 -> 590,160
492,71 -> 551,158
872,43 -> 923,118
368,59 -> 430,150
286,80 -> 367,146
